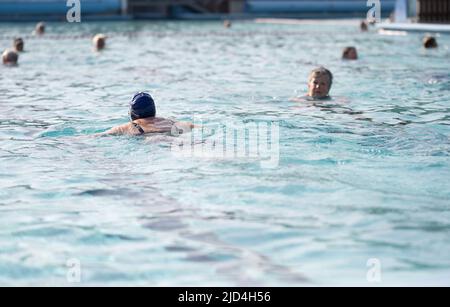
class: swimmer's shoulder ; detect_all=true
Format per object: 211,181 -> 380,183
100,122 -> 133,136
152,117 -> 197,133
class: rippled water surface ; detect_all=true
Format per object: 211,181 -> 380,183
0,20 -> 449,286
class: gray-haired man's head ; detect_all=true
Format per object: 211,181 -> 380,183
307,67 -> 333,99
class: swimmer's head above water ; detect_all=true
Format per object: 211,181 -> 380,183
129,92 -> 156,121
2,49 -> 19,66
423,35 -> 438,49
307,67 -> 333,99
34,22 -> 46,36
93,34 -> 107,51
360,21 -> 368,32
14,38 -> 24,52
342,46 -> 358,60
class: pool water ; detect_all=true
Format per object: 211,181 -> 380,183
0,20 -> 449,286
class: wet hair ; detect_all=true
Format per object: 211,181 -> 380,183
2,49 -> 19,65
360,21 -> 368,32
13,38 -> 24,52
308,67 -> 333,88
93,34 -> 106,50
423,36 -> 438,49
35,22 -> 46,34
342,46 -> 358,59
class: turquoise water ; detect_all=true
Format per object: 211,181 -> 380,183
0,20 -> 449,286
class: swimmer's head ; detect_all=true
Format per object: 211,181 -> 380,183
342,46 -> 358,60
423,36 -> 438,49
35,22 -> 46,35
224,20 -> 232,28
14,38 -> 24,52
307,67 -> 333,99
129,92 -> 156,121
93,34 -> 107,51
2,49 -> 19,66
360,21 -> 368,32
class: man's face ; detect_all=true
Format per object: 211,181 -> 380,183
15,42 -> 24,52
308,74 -> 331,98
36,25 -> 45,35
96,39 -> 105,50
344,48 -> 357,60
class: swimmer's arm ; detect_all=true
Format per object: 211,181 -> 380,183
175,121 -> 201,130
95,124 -> 129,137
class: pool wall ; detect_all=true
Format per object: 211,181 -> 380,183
0,0 -> 397,21
0,0 -> 123,21
245,0 -> 395,14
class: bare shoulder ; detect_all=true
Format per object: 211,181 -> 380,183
103,123 -> 132,136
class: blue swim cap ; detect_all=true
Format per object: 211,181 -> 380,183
129,92 -> 156,120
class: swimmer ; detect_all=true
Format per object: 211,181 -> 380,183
342,46 -> 358,60
224,20 -> 232,28
34,22 -> 46,36
360,20 -> 368,32
423,35 -> 438,49
100,92 -> 195,136
13,38 -> 24,52
93,34 -> 107,51
307,67 -> 333,99
2,49 -> 19,66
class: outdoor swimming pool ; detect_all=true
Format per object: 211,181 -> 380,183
0,20 -> 449,286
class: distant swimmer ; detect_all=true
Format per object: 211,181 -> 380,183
360,20 -> 368,32
2,49 -> 19,66
13,38 -> 24,52
93,34 -> 107,51
100,92 -> 195,136
342,46 -> 358,60
423,35 -> 438,49
223,20 -> 232,28
34,22 -> 46,36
